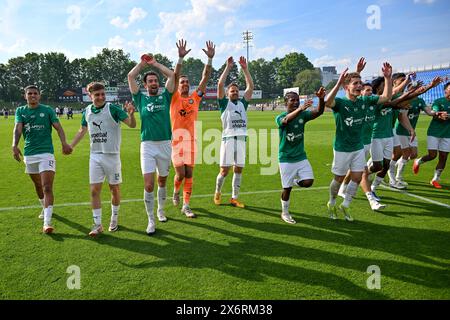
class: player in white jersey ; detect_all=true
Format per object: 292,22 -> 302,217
70,82 -> 136,237
214,56 -> 254,208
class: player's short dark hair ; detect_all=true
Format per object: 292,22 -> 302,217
363,83 -> 372,88
371,77 -> 385,94
143,71 -> 159,83
24,85 -> 40,93
392,73 -> 406,82
284,91 -> 299,102
86,82 -> 105,93
444,82 -> 450,90
227,83 -> 239,91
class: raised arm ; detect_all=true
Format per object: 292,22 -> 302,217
281,100 -> 313,125
52,122 -> 72,155
378,62 -> 393,105
128,58 -> 148,95
218,57 -> 234,100
393,72 -> 414,95
325,68 -> 348,108
146,55 -> 176,93
122,101 -> 137,128
310,87 -> 326,120
12,122 -> 23,162
239,56 -> 254,101
174,39 -> 192,92
356,57 -> 366,74
198,40 -> 215,94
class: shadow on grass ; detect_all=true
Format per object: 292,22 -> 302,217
52,207 -> 450,299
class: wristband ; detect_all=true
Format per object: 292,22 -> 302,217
177,57 -> 184,65
207,58 -> 213,66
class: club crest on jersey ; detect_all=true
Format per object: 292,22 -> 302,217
362,105 -> 365,110
179,109 -> 193,117
287,132 -> 303,142
345,117 -> 354,127
381,108 -> 391,116
370,106 -> 374,111
189,99 -> 194,104
40,113 -> 45,118
299,119 -> 304,124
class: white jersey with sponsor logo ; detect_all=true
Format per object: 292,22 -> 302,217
221,99 -> 248,138
85,103 -> 121,154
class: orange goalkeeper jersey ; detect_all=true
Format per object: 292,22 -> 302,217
170,90 -> 202,142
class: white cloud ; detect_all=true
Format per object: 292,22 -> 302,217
413,0 -> 435,4
305,38 -> 328,50
110,7 -> 148,29
0,38 -> 27,55
66,5 -> 82,30
108,36 -> 125,49
313,55 -> 352,69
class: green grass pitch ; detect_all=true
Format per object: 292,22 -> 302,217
0,111 -> 449,299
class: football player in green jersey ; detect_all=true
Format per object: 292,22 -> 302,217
128,53 -> 176,235
12,85 -> 72,234
276,87 -> 326,224
325,62 -> 393,222
414,82 -> 450,189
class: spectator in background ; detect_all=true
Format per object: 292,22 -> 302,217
67,107 -> 73,119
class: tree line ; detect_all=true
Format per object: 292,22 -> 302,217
0,48 -> 330,103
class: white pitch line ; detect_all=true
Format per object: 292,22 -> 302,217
0,186 -> 330,212
381,185 -> 450,209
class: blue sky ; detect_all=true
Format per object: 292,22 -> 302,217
0,0 -> 449,76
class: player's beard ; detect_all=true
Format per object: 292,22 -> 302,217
148,86 -> 159,96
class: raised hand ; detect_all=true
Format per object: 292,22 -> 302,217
141,53 -> 157,66
356,57 -> 366,73
406,72 -> 416,82
239,56 -> 248,70
226,56 -> 234,68
382,62 -> 393,78
12,146 -> 22,162
202,40 -> 215,59
176,39 -> 191,58
430,76 -> 442,88
302,99 -> 314,109
124,101 -> 135,115
337,68 -> 349,86
316,87 -> 326,99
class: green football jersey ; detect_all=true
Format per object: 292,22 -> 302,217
276,110 -> 313,163
395,98 -> 426,136
332,95 -> 379,152
372,93 -> 401,139
427,97 -> 450,138
362,100 -> 377,145
133,89 -> 173,141
15,104 -> 59,156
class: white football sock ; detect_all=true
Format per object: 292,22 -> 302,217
329,179 -> 341,206
342,181 -> 358,208
232,173 -> 242,199
157,186 -> 167,213
44,206 -> 53,226
92,208 -> 102,226
215,174 -> 226,193
281,199 -> 290,214
111,205 -> 119,222
144,190 -> 155,223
